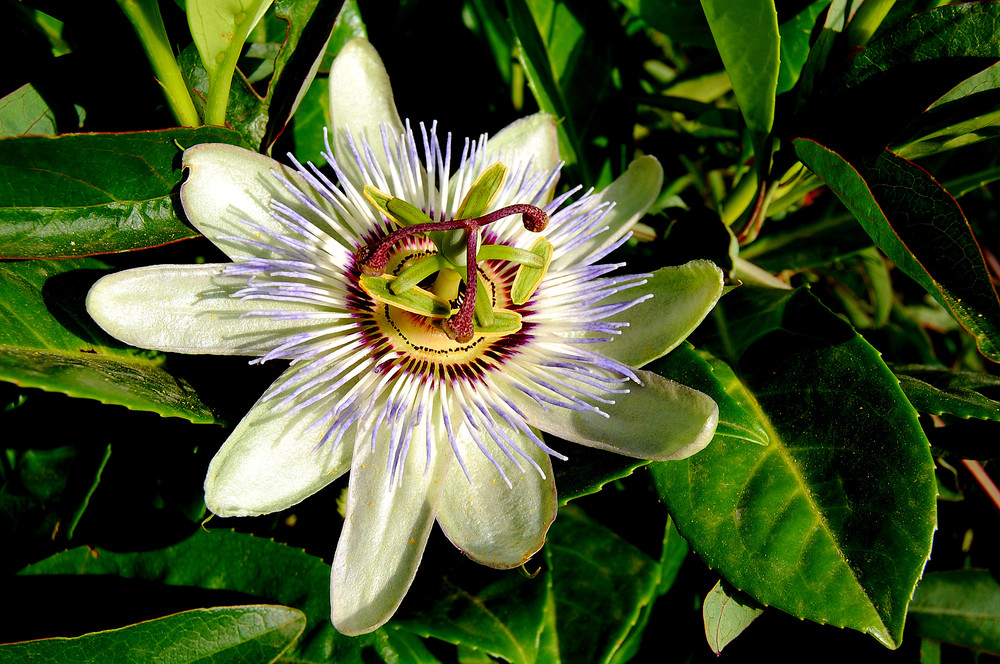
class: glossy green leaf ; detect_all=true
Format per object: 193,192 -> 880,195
554,446 -> 650,506
894,365 -> 1000,422
618,0 -> 714,47
795,139 -> 1000,363
651,286 -> 937,648
908,570 -> 1000,654
738,210 -> 873,272
703,580 -> 764,654
18,529 -> 374,662
0,605 -> 305,663
0,83 -> 57,137
395,562 -> 549,664
505,0 -> 581,170
894,63 -> 1000,159
699,0 -> 779,137
547,506 -> 660,664
777,1 -> 832,95
652,343 -> 768,447
0,259 -> 216,423
801,2 -> 1000,155
0,127 -> 247,259
609,517 -> 690,664
381,629 -> 441,663
261,0 -> 363,153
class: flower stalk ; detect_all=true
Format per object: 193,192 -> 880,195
116,0 -> 199,127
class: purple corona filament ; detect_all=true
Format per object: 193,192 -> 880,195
356,204 -> 549,343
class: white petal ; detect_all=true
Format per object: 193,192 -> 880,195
506,369 -> 718,461
486,113 -> 560,177
204,367 -> 355,516
331,419 -> 451,635
596,260 -> 725,368
436,422 -> 556,569
86,264 -> 323,355
554,155 -> 663,268
328,38 -> 405,190
181,143 -> 336,260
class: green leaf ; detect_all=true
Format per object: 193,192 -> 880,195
0,84 -> 57,137
794,139 -> 1000,363
894,62 -> 1000,159
395,561 -> 549,664
738,211 -> 874,272
0,259 -> 216,423
18,529 -> 374,662
289,0 -> 367,164
505,0 -> 582,171
381,629 -> 441,664
261,0 -> 362,154
618,0 -> 714,47
908,570 -> 1000,654
290,77 -> 331,164
554,446 -> 650,506
0,127 -> 247,259
0,605 -> 305,663
547,506 -> 660,664
652,344 -> 769,447
699,0 -> 779,138
651,286 -> 937,648
894,365 -> 1000,422
777,1 -> 832,95
609,517 -> 690,664
703,580 -> 764,654
801,2 -> 1000,155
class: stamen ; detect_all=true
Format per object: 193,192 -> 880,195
354,201 -> 550,342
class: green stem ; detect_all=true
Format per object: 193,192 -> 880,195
846,0 -> 897,48
116,0 -> 199,127
202,8 -> 266,126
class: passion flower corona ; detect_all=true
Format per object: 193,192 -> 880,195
86,39 -> 724,635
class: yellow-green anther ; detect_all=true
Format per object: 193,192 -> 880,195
456,162 -> 508,220
473,309 -> 522,336
363,186 -> 435,228
437,162 -> 509,267
391,254 -> 450,295
477,243 -> 547,268
473,273 -> 495,327
387,197 -> 435,227
359,274 -> 452,318
363,185 -> 395,221
511,237 -> 554,305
